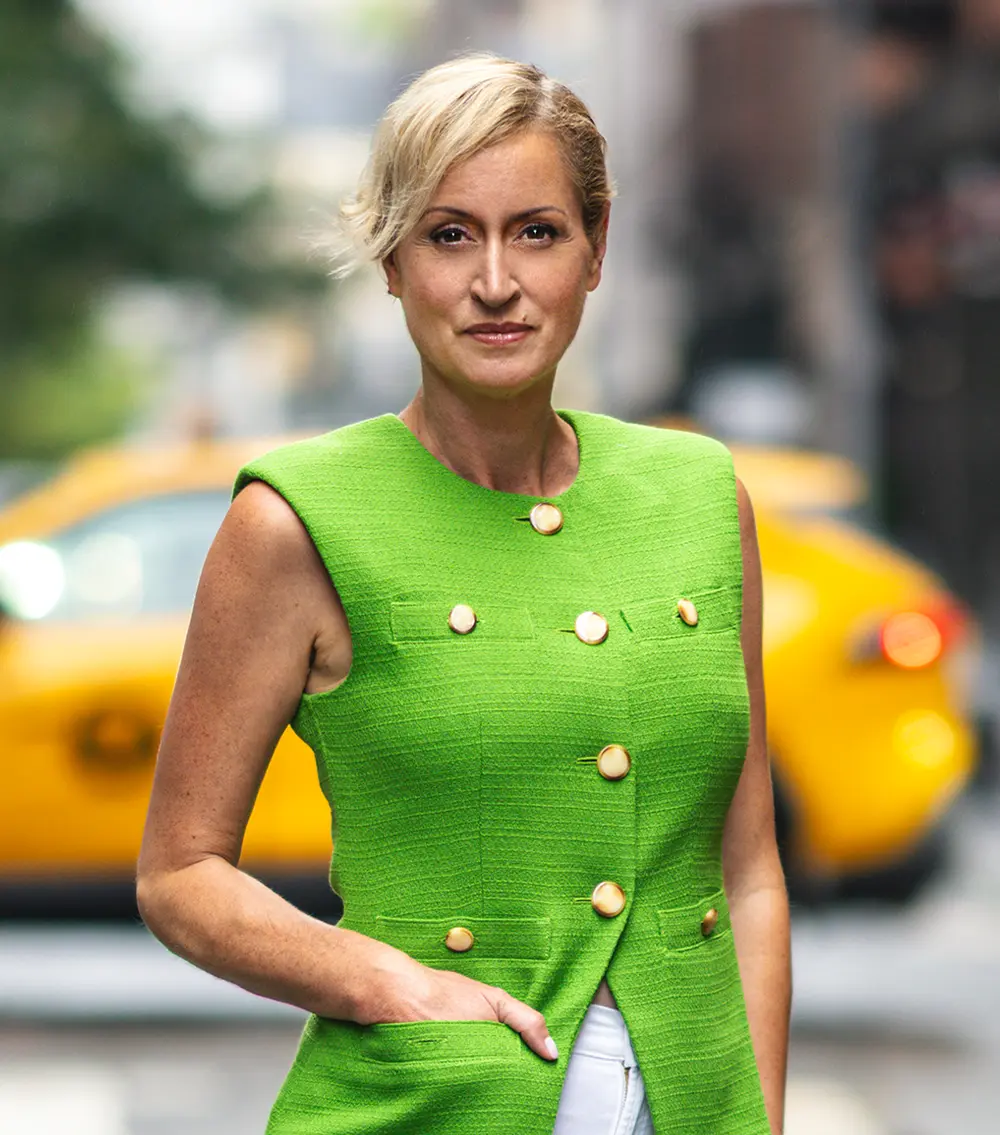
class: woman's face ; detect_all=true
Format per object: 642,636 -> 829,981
385,129 -> 607,400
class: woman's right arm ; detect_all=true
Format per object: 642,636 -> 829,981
137,480 -> 396,1022
136,482 -> 558,1059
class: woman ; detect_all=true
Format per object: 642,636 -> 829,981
137,53 -> 791,1135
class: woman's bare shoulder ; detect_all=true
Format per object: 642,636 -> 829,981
218,479 -> 351,693
227,476 -> 314,552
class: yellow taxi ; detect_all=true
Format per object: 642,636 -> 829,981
0,437 -> 332,917
0,425 -> 980,913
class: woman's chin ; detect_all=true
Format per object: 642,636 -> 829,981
436,357 -> 559,399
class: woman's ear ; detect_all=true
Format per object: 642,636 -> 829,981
384,251 -> 401,297
586,202 -> 611,292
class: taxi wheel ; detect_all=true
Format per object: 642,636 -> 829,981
834,824 -> 951,906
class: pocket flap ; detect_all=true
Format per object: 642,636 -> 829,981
374,913 -> 551,960
657,889 -> 732,952
391,601 -> 536,642
623,585 -> 741,639
359,1018 -> 524,1065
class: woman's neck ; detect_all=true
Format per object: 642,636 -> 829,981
397,382 -> 579,497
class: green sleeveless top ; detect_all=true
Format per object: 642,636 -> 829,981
233,408 -> 769,1135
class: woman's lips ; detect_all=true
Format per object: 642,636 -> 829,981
465,324 -> 533,345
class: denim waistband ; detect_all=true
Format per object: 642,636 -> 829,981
569,1002 -> 640,1067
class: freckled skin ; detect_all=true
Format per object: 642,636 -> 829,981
136,130 -> 788,1117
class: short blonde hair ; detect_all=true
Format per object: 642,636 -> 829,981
331,52 -> 614,279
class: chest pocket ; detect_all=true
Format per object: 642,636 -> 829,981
622,583 -> 742,640
390,600 -> 536,643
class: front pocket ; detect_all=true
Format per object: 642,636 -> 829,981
656,888 -> 732,954
269,1014 -> 532,1127
374,913 -> 552,961
622,584 -> 741,639
359,1018 -> 525,1066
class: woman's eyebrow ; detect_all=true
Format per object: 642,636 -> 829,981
420,205 -> 569,222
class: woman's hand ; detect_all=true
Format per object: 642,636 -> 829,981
357,949 -> 559,1062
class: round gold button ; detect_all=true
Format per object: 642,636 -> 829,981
596,744 -> 632,781
529,502 -> 564,535
444,926 -> 476,952
700,908 -> 719,937
677,598 -> 699,626
575,611 -> 609,645
591,880 -> 626,917
448,604 -> 478,634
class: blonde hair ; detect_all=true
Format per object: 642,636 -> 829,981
330,52 -> 614,279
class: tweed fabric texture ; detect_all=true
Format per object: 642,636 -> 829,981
233,408 -> 770,1135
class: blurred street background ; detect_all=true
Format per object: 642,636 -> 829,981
2,1 -> 1000,1133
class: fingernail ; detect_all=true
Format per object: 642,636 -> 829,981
544,1036 -> 559,1060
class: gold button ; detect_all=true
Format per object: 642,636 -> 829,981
448,604 -> 477,634
677,598 -> 699,626
575,611 -> 609,645
591,880 -> 626,917
700,908 -> 719,937
596,744 -> 631,780
529,502 -> 564,535
444,926 -> 475,952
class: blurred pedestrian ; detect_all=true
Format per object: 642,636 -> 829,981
870,0 -> 1000,627
136,53 -> 789,1135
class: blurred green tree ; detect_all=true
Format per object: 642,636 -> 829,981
0,0 -> 322,459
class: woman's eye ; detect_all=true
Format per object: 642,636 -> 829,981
523,222 -> 557,242
431,226 -> 468,244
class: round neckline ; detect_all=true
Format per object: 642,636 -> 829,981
382,407 -> 586,504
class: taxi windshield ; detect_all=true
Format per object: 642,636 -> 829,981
0,491 -> 230,622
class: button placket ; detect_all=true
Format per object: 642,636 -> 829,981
525,505 -> 631,927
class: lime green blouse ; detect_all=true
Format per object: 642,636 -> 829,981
233,408 -> 769,1135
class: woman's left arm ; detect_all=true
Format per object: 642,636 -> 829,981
723,475 -> 791,1135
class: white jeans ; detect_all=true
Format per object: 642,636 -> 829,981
552,1003 -> 655,1135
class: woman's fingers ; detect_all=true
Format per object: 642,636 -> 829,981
488,987 -> 559,1061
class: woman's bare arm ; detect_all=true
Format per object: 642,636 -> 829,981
136,481 -> 558,1059
137,479 -> 391,1021
723,476 -> 792,1135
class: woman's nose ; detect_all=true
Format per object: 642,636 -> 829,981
471,240 -> 520,309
